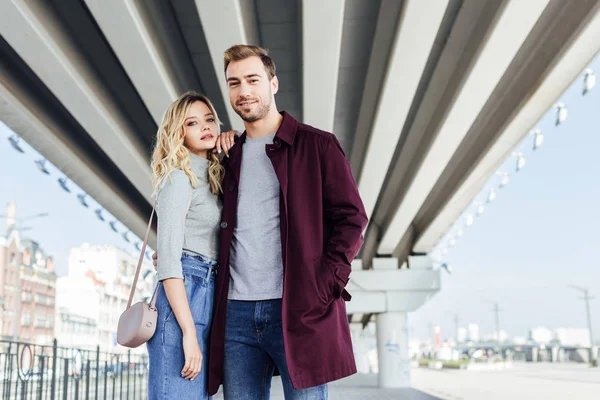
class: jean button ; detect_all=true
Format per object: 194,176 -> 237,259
220,222 -> 228,229
229,184 -> 235,192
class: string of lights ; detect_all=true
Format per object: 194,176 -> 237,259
433,65 -> 596,265
4,133 -> 154,260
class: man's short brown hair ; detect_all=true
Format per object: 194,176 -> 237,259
224,45 -> 276,80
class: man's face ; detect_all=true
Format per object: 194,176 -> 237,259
226,56 -> 278,123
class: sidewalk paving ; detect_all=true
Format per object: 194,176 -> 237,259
213,373 -> 440,399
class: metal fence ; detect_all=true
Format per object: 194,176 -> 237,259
0,339 -> 147,400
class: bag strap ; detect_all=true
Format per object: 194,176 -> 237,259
126,184 -> 194,310
127,204 -> 156,310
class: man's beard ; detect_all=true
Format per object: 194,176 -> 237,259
234,94 -> 272,123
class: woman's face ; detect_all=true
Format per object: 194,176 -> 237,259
183,101 -> 218,157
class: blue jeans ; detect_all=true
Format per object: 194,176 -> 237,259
223,299 -> 328,399
147,252 -> 217,399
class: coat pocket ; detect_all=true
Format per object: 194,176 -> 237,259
314,255 -> 337,305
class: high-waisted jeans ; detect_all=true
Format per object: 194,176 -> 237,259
147,252 -> 217,399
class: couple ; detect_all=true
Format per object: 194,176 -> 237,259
147,44 -> 368,399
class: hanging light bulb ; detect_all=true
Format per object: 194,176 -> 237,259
512,152 -> 526,172
487,188 -> 497,203
145,250 -> 152,260
95,208 -> 105,222
448,238 -> 456,247
109,220 -> 119,233
474,201 -> 485,216
58,177 -> 71,193
464,214 -> 474,227
496,171 -> 510,188
554,103 -> 567,125
122,231 -> 131,243
8,135 -> 25,153
583,69 -> 596,95
135,241 -> 142,251
35,158 -> 50,175
531,129 -> 544,150
77,193 -> 89,208
441,263 -> 452,275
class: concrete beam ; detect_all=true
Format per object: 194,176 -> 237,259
0,0 -> 153,201
346,291 -> 439,313
301,0 -> 345,132
414,0 -> 600,252
349,0 -> 404,175
350,269 -> 441,292
194,0 -> 261,132
378,0 -> 550,253
0,72 -> 156,247
356,0 -> 449,219
84,0 -> 181,123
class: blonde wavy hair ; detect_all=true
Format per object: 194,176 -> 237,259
151,91 -> 225,195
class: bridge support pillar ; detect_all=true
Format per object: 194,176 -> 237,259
376,312 -> 410,388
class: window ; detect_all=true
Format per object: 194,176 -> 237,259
21,313 -> 32,326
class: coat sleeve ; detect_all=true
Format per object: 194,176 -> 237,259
321,134 -> 368,298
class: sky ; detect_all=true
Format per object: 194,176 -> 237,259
0,55 -> 599,342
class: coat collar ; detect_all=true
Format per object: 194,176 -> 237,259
225,110 -> 298,169
274,111 -> 298,145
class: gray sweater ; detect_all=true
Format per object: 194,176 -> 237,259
156,152 -> 222,281
228,133 -> 283,300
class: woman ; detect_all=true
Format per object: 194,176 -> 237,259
147,91 -> 224,399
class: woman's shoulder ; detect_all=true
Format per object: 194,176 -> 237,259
157,169 -> 192,194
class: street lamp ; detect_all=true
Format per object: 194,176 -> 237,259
464,214 -> 474,227
512,152 -> 526,172
568,285 -> 596,365
95,208 -> 105,222
8,135 -> 25,153
474,201 -> 485,216
583,69 -> 596,96
554,103 -> 568,125
77,193 -> 89,208
497,171 -> 510,188
109,220 -> 119,233
35,158 -> 50,175
440,263 -> 452,275
531,129 -> 544,151
486,301 -> 502,344
58,177 -> 71,193
487,188 -> 497,203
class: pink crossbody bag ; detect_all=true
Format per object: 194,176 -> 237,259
117,186 -> 192,348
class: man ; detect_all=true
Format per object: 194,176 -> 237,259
155,44 -> 367,399
210,44 -> 367,399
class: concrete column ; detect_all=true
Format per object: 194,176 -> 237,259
350,323 -> 370,374
376,312 -> 410,388
551,346 -> 559,363
531,347 -> 539,363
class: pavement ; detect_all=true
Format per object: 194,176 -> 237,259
212,373 -> 440,399
411,362 -> 600,400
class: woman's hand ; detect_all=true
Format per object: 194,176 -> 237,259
181,331 -> 202,380
214,130 -> 238,157
162,278 -> 201,380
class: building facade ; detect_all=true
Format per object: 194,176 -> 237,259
0,203 -> 57,344
56,243 -> 154,353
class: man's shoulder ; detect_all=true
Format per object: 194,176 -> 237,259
295,121 -> 334,146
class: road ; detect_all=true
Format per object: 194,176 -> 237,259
412,362 -> 600,400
